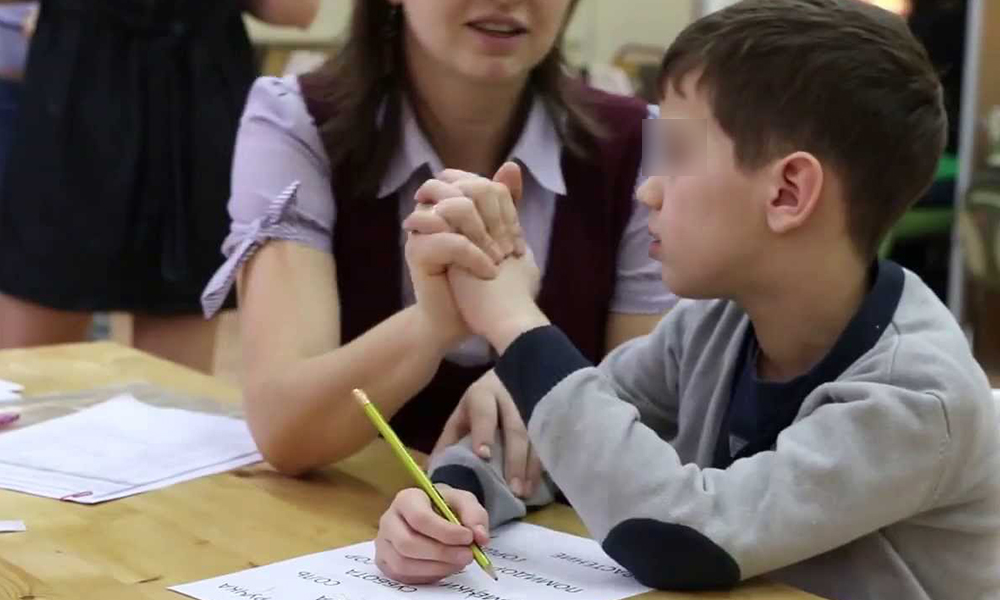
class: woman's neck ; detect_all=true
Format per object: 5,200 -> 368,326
404,40 -> 531,175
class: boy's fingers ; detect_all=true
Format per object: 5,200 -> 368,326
398,488 -> 474,546
376,537 -> 465,585
387,518 -> 474,564
432,197 -> 504,262
441,486 -> 489,538
473,524 -> 491,547
452,179 -> 507,255
493,162 -> 524,205
493,163 -> 525,255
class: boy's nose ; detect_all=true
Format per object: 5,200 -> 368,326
637,176 -> 663,210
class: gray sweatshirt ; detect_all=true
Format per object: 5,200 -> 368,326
430,262 -> 1000,600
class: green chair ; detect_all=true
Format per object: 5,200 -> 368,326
878,154 -> 957,259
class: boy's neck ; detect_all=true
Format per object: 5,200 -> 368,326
740,248 -> 873,383
405,37 -> 528,175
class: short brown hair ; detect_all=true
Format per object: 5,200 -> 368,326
659,0 -> 947,257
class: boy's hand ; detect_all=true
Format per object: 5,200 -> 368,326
375,485 -> 491,585
433,370 -> 543,499
404,228 -> 497,351
448,251 -> 548,353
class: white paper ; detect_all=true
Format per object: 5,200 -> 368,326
171,522 -> 651,600
0,395 -> 262,503
0,520 -> 25,533
0,379 -> 22,404
0,379 -> 23,393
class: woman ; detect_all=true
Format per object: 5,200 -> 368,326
0,0 -> 318,371
0,3 -> 34,185
202,0 -> 674,490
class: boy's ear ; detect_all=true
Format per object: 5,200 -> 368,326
764,152 -> 824,235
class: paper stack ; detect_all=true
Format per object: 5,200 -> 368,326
0,394 -> 262,503
0,379 -> 23,403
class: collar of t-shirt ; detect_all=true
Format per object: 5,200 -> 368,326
716,260 -> 906,468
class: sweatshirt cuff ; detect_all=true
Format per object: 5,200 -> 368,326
430,465 -> 486,506
494,326 -> 592,423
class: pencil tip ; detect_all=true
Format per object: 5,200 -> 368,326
484,564 -> 498,581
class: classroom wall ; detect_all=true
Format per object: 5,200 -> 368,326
246,0 -> 694,66
565,0 -> 694,65
245,1 -> 349,44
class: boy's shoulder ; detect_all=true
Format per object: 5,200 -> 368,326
852,268 -> 992,409
837,268 -> 998,499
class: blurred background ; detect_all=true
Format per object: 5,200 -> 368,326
3,0 -> 998,387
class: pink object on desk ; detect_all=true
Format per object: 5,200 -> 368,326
0,413 -> 19,427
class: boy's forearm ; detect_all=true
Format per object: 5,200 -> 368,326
492,325 -> 947,591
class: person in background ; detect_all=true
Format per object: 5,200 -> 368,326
199,0 -> 675,485
909,0 -> 966,157
0,0 -> 318,372
0,3 -> 35,186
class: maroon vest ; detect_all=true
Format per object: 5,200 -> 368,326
301,78 -> 647,452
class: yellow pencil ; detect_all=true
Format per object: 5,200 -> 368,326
352,389 -> 498,581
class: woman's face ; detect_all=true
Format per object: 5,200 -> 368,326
393,0 -> 575,84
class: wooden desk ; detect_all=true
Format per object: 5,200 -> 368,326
0,343 -> 823,600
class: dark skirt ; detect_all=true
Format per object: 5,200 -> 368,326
0,0 -> 255,314
0,78 -> 20,190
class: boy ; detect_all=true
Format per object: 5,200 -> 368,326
376,1 -> 1000,598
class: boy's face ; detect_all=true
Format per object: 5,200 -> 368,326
638,75 -> 773,299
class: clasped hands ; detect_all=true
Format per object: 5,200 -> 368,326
403,161 -> 550,358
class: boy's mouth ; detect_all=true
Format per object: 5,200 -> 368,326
648,230 -> 662,259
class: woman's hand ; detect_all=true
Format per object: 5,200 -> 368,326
433,370 -> 544,499
405,162 -> 526,261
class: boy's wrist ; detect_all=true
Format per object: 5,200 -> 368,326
485,305 -> 550,354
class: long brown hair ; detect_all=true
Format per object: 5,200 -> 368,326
303,0 -> 604,201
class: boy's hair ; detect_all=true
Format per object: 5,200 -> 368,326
659,0 -> 947,257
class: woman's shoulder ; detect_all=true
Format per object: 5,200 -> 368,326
242,75 -> 327,163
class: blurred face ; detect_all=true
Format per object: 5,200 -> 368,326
638,75 -> 772,299
393,0 -> 574,83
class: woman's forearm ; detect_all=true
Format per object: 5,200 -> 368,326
245,305 -> 449,475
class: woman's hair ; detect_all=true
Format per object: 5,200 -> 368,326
304,0 -> 604,201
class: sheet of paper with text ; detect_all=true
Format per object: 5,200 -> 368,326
171,522 -> 652,600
